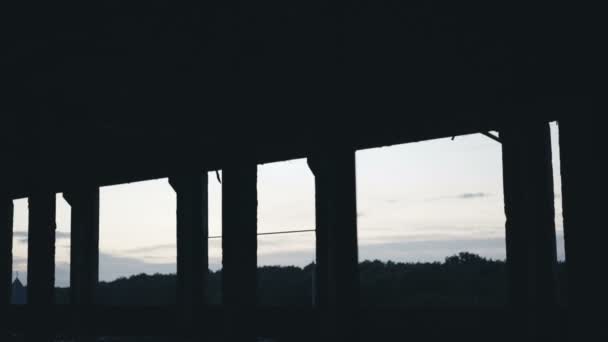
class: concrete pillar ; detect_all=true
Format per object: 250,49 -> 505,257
558,118 -> 606,340
500,122 -> 558,341
222,163 -> 257,342
169,173 -> 208,340
311,164 -> 329,309
1,198 -> 13,339
308,149 -> 359,342
27,191 -> 56,342
64,188 -> 99,341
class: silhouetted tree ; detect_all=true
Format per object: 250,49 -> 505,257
53,252 -> 566,308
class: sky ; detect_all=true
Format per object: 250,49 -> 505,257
11,123 -> 564,287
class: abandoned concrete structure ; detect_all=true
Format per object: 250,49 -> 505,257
1,1 -> 601,341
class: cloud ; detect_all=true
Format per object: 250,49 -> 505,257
358,237 -> 508,263
457,192 -> 491,199
94,243 -> 199,282
358,227 -> 505,245
18,231 -> 566,287
56,231 -> 70,239
258,248 -> 316,267
119,244 -> 176,255
13,230 -> 70,244
16,252 -> 177,287
13,256 -> 27,267
419,192 -> 494,203
358,232 -> 565,264
13,231 -> 27,237
97,252 -> 176,284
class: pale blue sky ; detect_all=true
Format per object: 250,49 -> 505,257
11,123 -> 563,286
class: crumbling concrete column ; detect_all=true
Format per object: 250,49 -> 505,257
222,163 -> 257,342
169,173 -> 208,340
501,122 -> 558,341
0,197 -> 13,339
27,191 -> 56,342
558,118 -> 606,341
64,187 -> 99,341
308,148 -> 359,342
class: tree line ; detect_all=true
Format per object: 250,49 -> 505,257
54,252 -> 567,307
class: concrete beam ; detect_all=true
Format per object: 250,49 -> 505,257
6,117 -> 561,201
26,191 -> 56,342
169,173 -> 208,339
308,149 -> 359,342
222,163 -> 257,342
500,122 -> 558,341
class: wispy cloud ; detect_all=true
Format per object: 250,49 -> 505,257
13,256 -> 27,266
381,192 -> 493,206
13,230 -> 70,244
457,192 -> 491,199
26,231 -> 565,286
424,192 -> 493,202
98,252 -> 176,283
56,231 -> 70,239
119,244 -> 176,255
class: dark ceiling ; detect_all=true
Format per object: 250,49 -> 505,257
0,1 -> 595,198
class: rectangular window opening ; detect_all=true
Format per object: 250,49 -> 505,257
257,159 -> 315,308
356,133 -> 507,308
98,179 -> 176,306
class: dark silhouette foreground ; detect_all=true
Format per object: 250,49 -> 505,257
47,252 -> 567,307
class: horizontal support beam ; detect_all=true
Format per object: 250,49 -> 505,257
6,117 -> 560,200
5,306 -> 567,341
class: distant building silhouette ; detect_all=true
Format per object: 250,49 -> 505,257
11,276 -> 26,304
